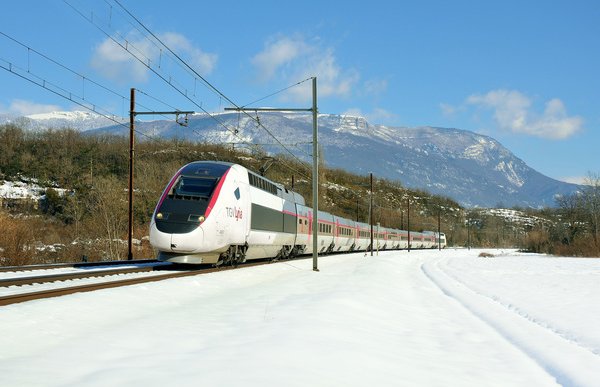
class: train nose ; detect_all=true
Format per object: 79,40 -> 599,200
170,227 -> 204,253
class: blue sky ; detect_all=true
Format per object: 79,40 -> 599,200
0,0 -> 598,183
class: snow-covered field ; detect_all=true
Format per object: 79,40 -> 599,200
1,249 -> 599,386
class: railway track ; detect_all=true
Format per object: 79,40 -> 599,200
0,259 -> 159,273
0,260 -> 268,307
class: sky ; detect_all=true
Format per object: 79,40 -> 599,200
2,249 -> 600,386
0,0 -> 598,184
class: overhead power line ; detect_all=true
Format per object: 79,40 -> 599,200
117,10 -> 314,168
0,31 -> 183,144
67,0 -> 314,179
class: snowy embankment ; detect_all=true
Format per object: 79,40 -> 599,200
0,178 -> 66,200
1,249 -> 599,386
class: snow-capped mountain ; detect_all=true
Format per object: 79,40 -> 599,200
1,111 -> 125,132
1,110 -> 581,207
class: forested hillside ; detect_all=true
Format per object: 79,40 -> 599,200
0,124 -> 598,265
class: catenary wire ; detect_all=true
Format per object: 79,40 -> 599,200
65,0 -> 312,182
109,0 -> 314,166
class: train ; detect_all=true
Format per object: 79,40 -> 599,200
149,161 -> 446,265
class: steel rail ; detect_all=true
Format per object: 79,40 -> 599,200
0,266 -> 157,287
0,261 -> 268,307
0,259 -> 158,273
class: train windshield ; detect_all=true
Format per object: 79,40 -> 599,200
172,176 -> 217,199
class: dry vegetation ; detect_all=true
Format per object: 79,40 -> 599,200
0,124 -> 598,265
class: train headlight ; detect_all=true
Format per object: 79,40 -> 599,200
189,214 -> 205,223
156,212 -> 163,220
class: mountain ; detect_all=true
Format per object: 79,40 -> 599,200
1,110 -> 581,208
1,111 -> 125,132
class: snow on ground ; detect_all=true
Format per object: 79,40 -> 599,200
0,180 -> 46,200
1,249 -> 600,386
0,179 -> 66,200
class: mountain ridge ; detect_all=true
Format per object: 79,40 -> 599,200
1,110 -> 581,208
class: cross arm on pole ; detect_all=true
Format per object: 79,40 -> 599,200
224,107 -> 312,112
223,77 -> 319,271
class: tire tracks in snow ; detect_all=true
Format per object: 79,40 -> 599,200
440,256 -> 600,358
421,257 -> 600,386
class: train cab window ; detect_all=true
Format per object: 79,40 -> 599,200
172,176 -> 217,199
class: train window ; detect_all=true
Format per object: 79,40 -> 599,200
173,176 -> 217,198
299,219 -> 302,225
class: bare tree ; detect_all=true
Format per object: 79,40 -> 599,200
90,176 -> 128,260
555,192 -> 585,246
583,172 -> 600,248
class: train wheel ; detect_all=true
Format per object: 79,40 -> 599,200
217,245 -> 245,267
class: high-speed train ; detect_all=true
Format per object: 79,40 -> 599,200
149,161 -> 446,265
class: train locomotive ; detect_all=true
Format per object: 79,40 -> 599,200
149,161 -> 446,265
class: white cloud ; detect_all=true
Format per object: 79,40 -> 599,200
91,37 -> 149,83
251,36 -> 309,82
160,32 -> 217,75
251,35 -> 360,103
440,102 -> 458,117
466,89 -> 583,140
91,31 -> 217,83
364,79 -> 388,96
6,99 -> 61,115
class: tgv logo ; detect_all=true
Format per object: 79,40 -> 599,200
225,207 -> 243,220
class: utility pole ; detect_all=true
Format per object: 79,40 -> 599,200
370,172 -> 374,256
376,222 -> 380,256
128,88 -> 135,261
407,197 -> 411,252
467,218 -> 471,250
128,88 -> 194,260
438,209 -> 441,251
226,77 -> 319,271
401,210 -> 404,230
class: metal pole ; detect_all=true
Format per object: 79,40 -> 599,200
401,210 -> 404,230
312,77 -> 319,272
127,88 -> 135,260
370,173 -> 373,256
467,219 -> 471,250
376,222 -> 380,256
407,198 -> 411,252
438,209 -> 441,251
